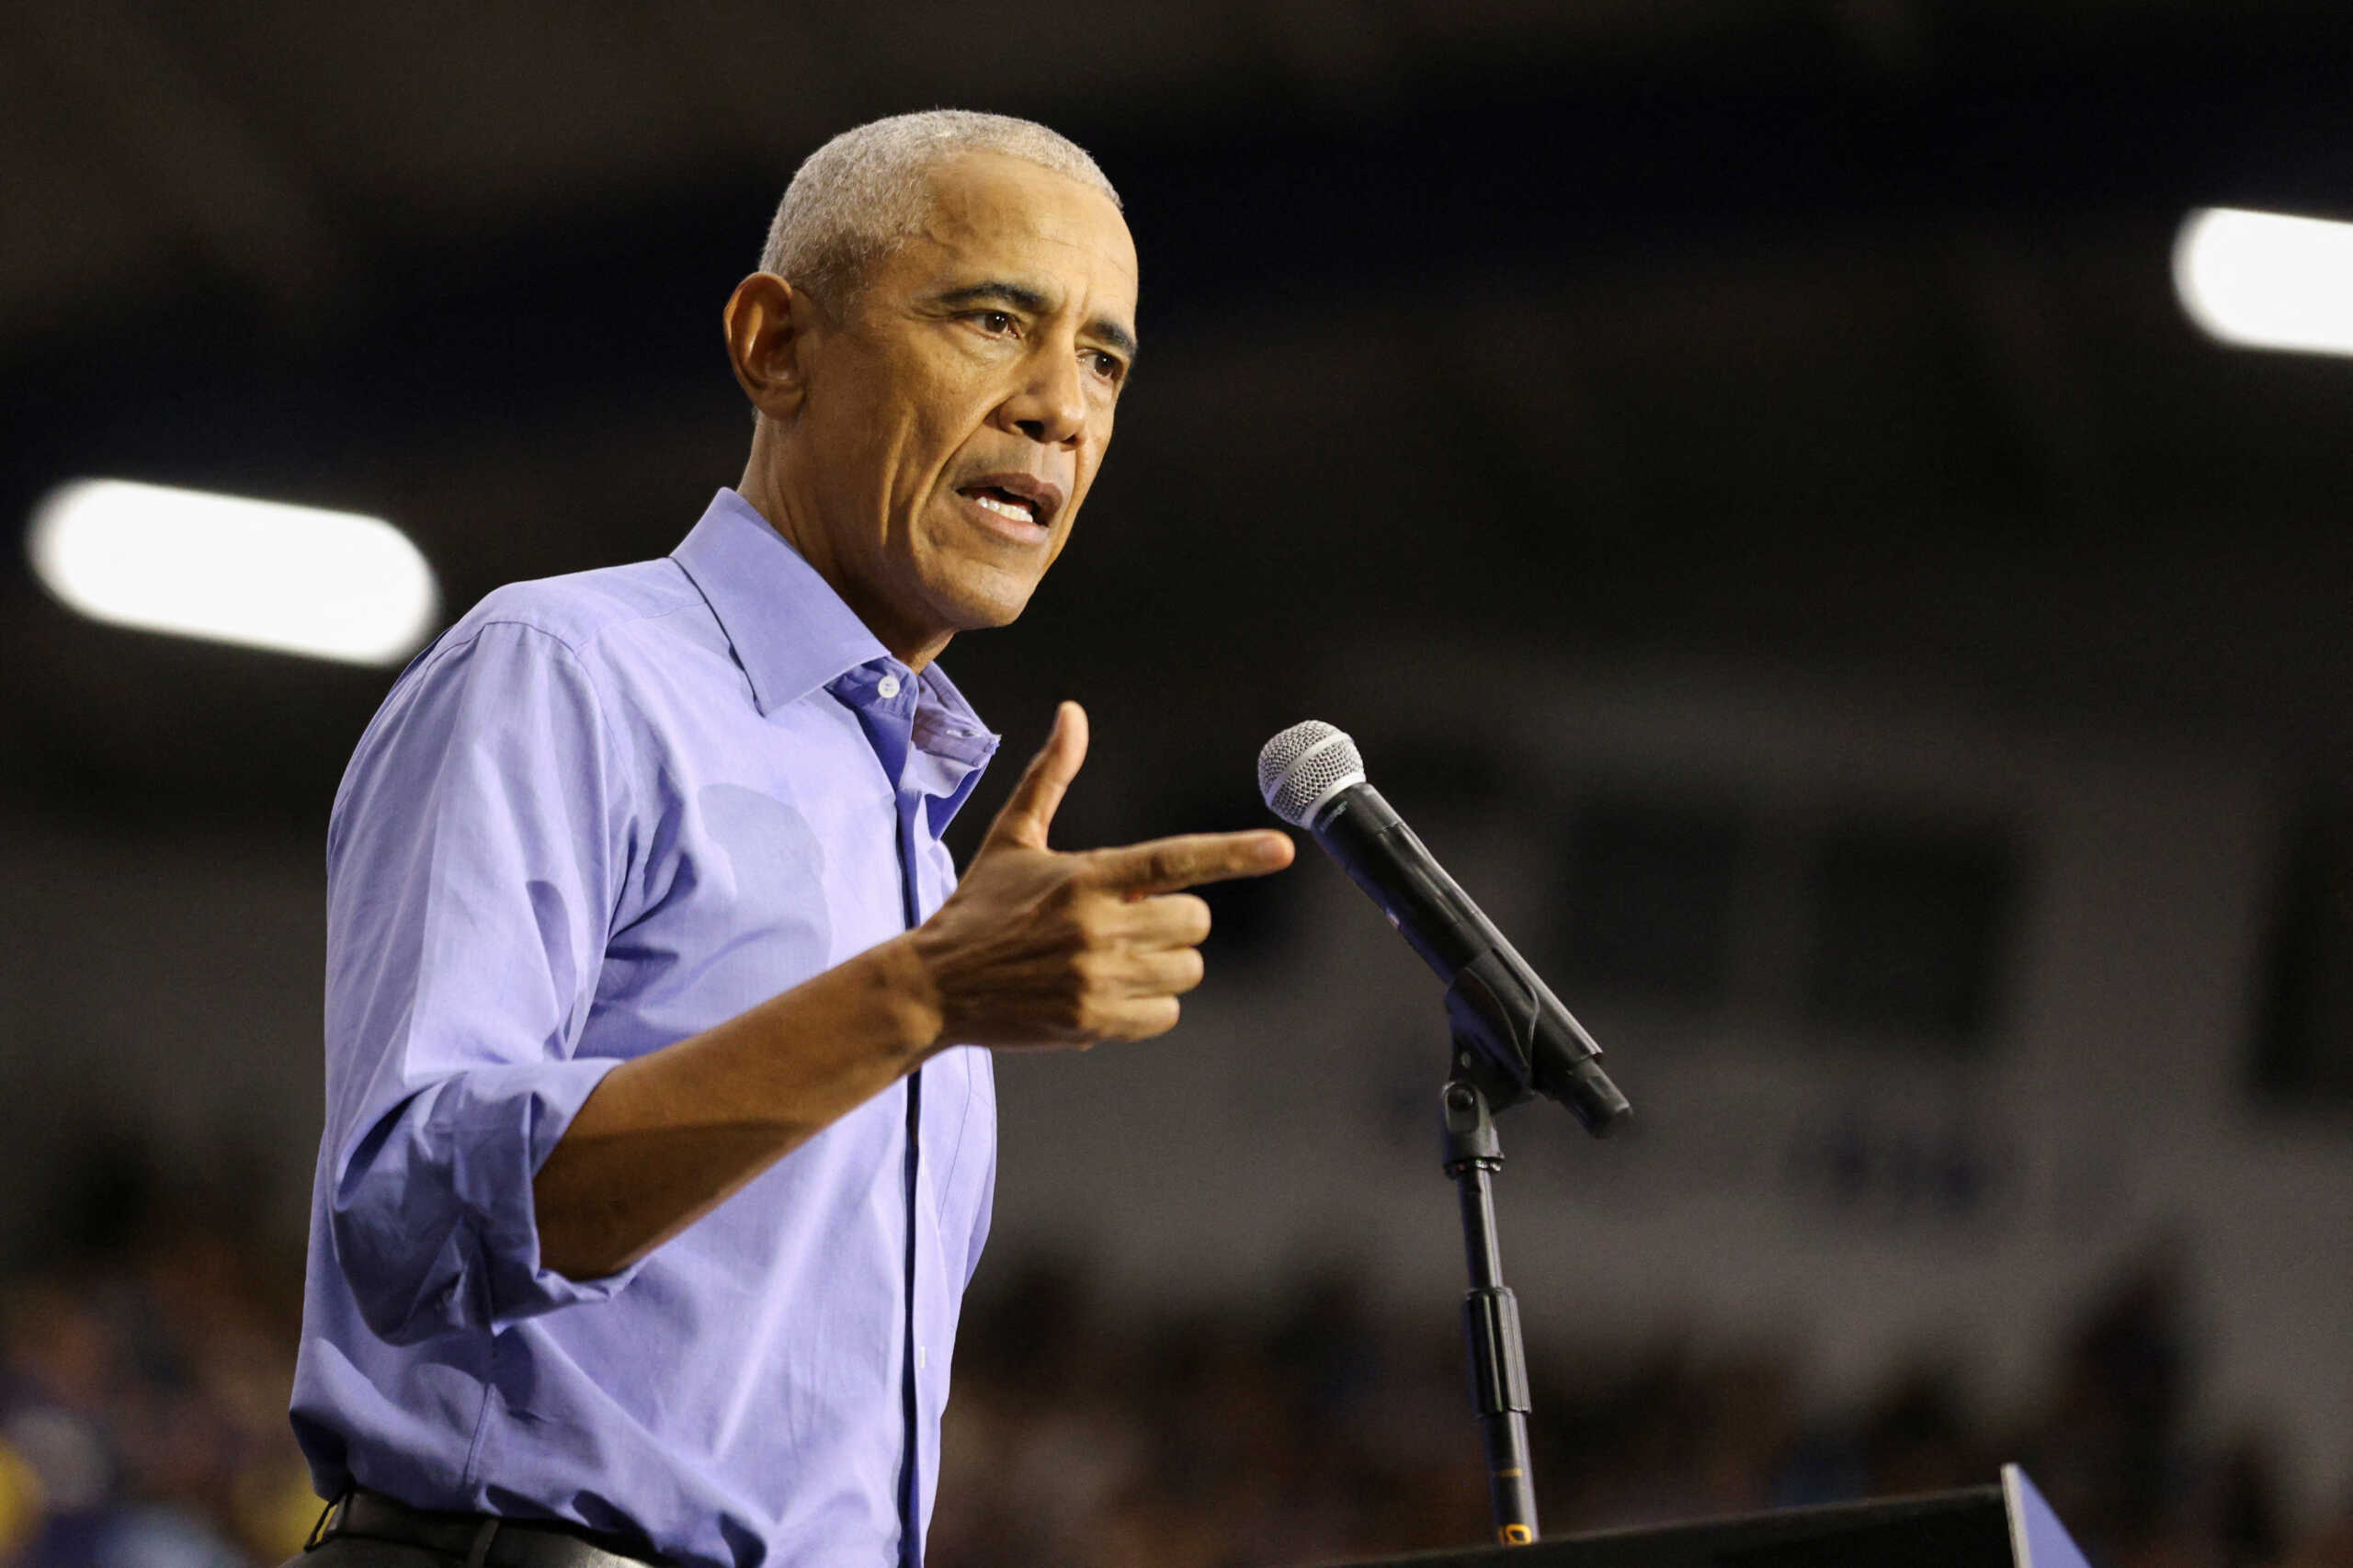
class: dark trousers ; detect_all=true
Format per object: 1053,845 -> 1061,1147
282,1540 -> 460,1568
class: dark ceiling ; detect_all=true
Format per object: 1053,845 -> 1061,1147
5,0 -> 2353,829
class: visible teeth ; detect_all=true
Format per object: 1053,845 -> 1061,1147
972,492 -> 1033,523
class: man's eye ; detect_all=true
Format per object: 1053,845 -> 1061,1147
976,311 -> 1017,335
1086,351 -> 1125,382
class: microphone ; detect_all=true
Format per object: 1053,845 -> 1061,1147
1258,721 -> 1630,1135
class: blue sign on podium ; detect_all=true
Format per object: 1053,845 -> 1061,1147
2003,1466 -> 2092,1568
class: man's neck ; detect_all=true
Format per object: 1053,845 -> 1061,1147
733,455 -> 950,672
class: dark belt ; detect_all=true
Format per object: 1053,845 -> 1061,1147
312,1489 -> 671,1568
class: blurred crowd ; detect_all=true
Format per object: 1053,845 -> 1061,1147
3,1142 -> 2349,1568
932,1257 -> 2353,1568
0,1142 -> 316,1568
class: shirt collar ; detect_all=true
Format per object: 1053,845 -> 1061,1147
670,491 -> 1001,800
671,488 -> 894,717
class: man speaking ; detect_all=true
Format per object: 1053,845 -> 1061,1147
288,110 -> 1293,1568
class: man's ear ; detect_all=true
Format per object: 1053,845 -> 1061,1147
723,273 -> 823,420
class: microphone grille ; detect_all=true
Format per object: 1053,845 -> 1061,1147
1257,720 -> 1367,827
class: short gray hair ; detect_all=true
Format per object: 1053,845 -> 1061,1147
760,109 -> 1121,311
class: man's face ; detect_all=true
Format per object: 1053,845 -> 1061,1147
790,153 -> 1138,646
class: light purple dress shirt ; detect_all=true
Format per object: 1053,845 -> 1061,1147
290,489 -> 1001,1568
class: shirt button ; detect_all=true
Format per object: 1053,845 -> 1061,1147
877,675 -> 901,699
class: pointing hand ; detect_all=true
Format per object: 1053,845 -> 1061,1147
905,701 -> 1294,1047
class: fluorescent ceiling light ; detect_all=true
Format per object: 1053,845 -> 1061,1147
28,479 -> 438,665
2174,206 -> 2353,358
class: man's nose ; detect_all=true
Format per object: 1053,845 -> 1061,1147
999,347 -> 1088,447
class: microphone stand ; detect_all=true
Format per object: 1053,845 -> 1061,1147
1434,952 -> 1582,1548
1442,1064 -> 1539,1546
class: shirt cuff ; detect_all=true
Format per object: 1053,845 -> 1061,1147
437,1054 -> 642,1332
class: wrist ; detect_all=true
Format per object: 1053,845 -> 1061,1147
865,932 -> 949,1064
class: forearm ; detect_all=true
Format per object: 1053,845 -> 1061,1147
533,937 -> 946,1280
532,700 -> 1289,1285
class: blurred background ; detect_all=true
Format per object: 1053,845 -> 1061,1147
2,2 -> 2351,1565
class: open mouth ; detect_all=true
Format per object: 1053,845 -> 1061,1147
952,470 -> 1064,537
960,484 -> 1041,527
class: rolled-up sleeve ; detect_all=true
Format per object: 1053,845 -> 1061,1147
323,619 -> 640,1345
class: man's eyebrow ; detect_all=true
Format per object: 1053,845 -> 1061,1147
936,280 -> 1053,316
1083,314 -> 1139,364
935,280 -> 1138,363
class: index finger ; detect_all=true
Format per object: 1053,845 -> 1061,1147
1086,829 -> 1294,894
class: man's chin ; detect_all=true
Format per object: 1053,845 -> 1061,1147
926,571 -> 1041,635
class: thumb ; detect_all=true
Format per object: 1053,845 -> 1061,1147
978,701 -> 1088,854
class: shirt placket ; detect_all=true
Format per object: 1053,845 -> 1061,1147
834,661 -> 930,1568
893,769 -> 927,1568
